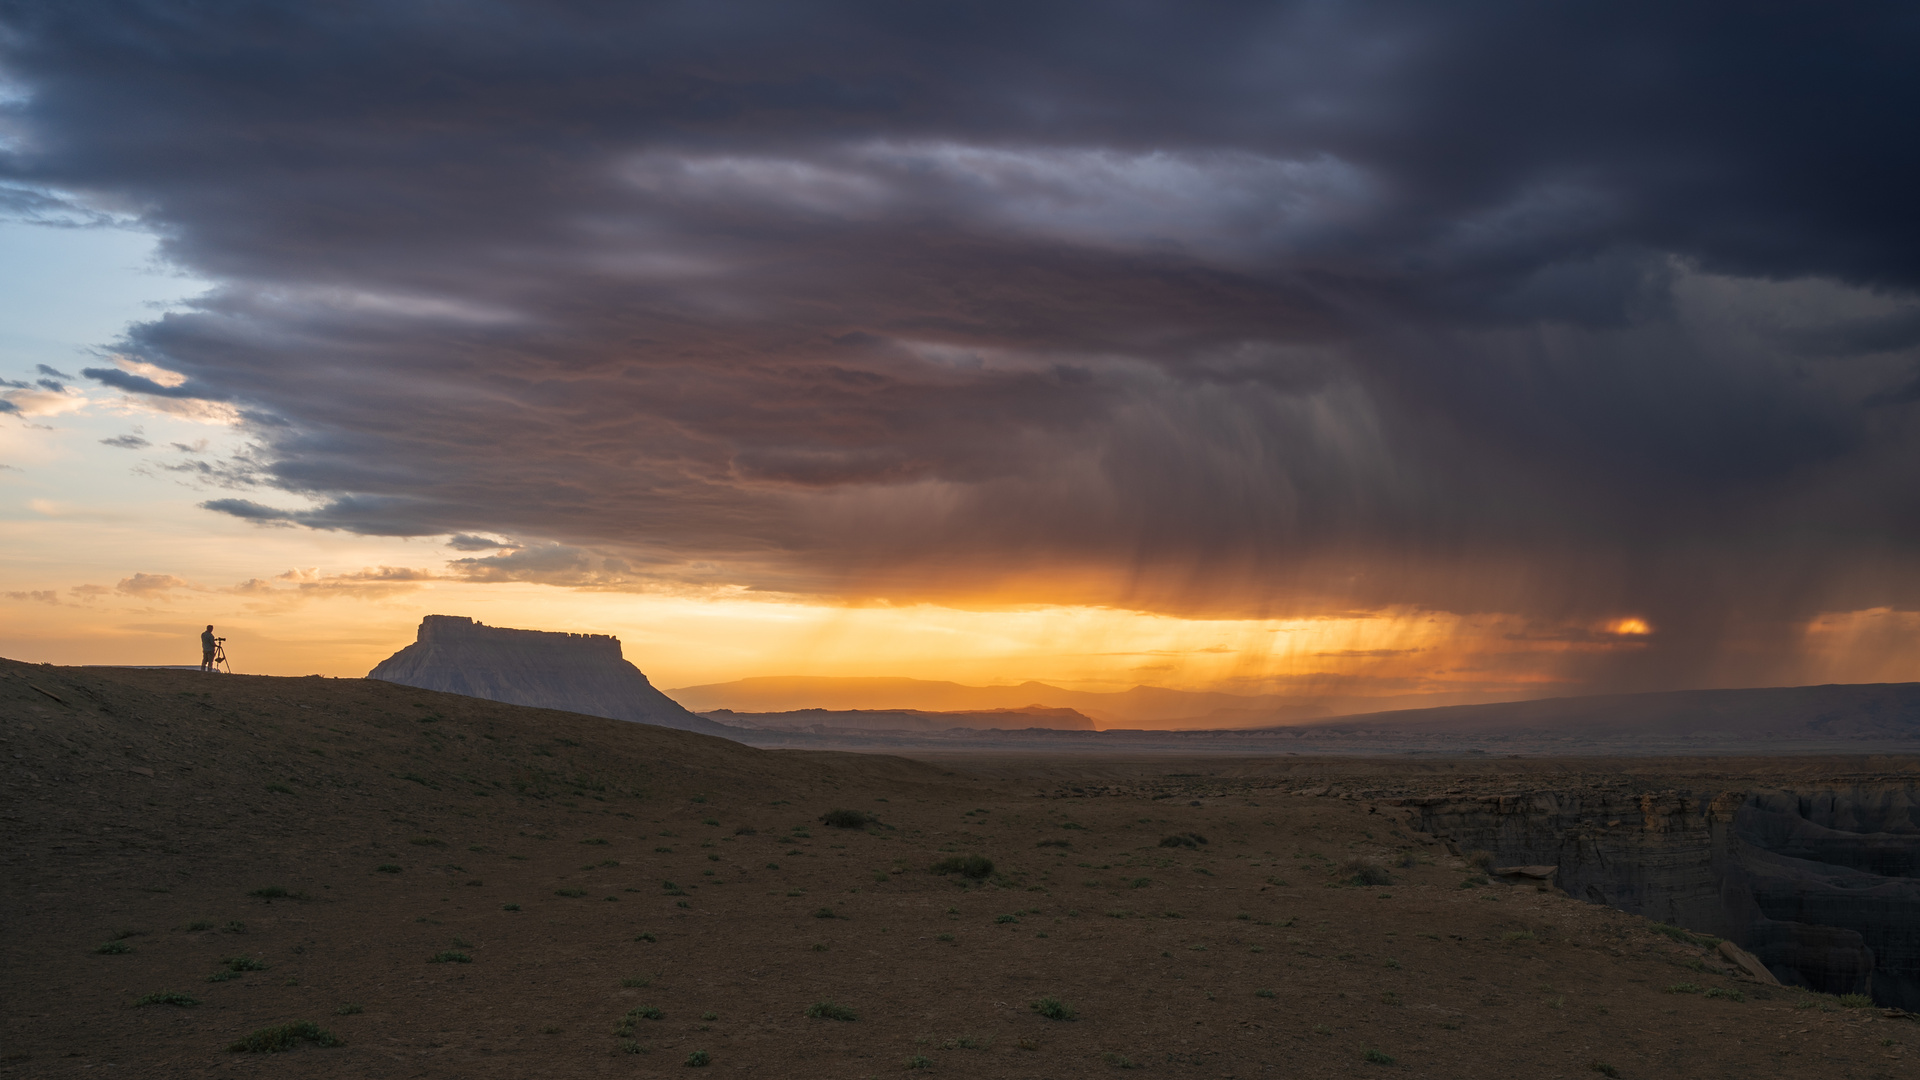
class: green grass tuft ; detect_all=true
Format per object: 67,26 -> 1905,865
428,950 -> 472,964
135,991 -> 198,1007
227,1020 -> 343,1053
1030,996 -> 1076,1020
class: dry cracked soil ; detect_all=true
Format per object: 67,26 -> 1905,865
3,658 -> 1915,1078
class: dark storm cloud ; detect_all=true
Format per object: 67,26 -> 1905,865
5,0 -> 1920,690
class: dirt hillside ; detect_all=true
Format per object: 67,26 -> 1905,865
2,659 -> 1912,1078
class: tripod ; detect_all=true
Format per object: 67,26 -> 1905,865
210,637 -> 231,674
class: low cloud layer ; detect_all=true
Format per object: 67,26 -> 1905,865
4,1 -> 1919,691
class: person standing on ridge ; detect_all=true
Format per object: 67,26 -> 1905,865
201,625 -> 217,672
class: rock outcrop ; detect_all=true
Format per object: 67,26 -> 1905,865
1402,783 -> 1920,1008
368,615 -> 734,738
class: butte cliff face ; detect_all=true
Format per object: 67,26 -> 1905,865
1402,783 -> 1920,1009
368,615 -> 736,738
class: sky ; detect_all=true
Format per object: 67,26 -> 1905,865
1,1 -> 1918,709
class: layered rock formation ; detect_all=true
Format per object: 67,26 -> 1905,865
368,616 -> 734,738
1402,783 -> 1920,1008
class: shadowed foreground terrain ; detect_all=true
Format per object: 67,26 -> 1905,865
3,659 -> 1917,1078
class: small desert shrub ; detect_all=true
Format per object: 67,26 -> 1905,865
1393,851 -> 1419,869
1666,982 -> 1704,994
931,854 -> 994,880
614,1006 -> 664,1036
1362,1047 -> 1395,1065
375,864 -> 402,874
1128,877 -> 1152,889
1704,987 -> 1744,1002
1158,832 -> 1207,848
1254,988 -> 1275,998
428,950 -> 471,964
1030,996 -> 1076,1020
502,903 -> 521,911
1465,850 -> 1494,871
248,886 -> 305,900
1502,930 -> 1536,944
622,977 -> 649,987
684,1050 -> 710,1067
334,1003 -> 363,1015
227,1020 -> 343,1053
1590,1062 -> 1619,1078
409,836 -> 445,847
1458,876 -> 1487,889
1037,839 -> 1072,848
1839,993 -> 1874,1008
555,888 -> 587,898
580,837 -> 609,845
806,1000 -> 858,1021
813,907 -> 837,919
207,971 -> 240,982
819,809 -> 873,829
635,932 -> 657,942
937,933 -> 954,942
904,1054 -> 932,1069
995,913 -> 1019,924
95,940 -> 134,955
1340,859 -> 1392,887
186,920 -> 215,931
1103,1051 -> 1138,1067
265,782 -> 293,794
135,991 -> 198,1007
223,956 -> 269,972
734,824 -> 757,835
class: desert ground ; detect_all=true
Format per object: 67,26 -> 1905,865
3,658 -> 1914,1078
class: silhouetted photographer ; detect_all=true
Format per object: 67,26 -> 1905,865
200,625 -> 229,673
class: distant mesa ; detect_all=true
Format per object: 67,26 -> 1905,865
368,615 -> 734,737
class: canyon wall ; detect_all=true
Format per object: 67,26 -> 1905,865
1402,783 -> 1920,1008
368,615 -> 736,738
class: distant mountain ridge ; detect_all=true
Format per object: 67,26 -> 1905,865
703,704 -> 1096,734
666,675 -> 1448,727
368,615 -> 733,737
